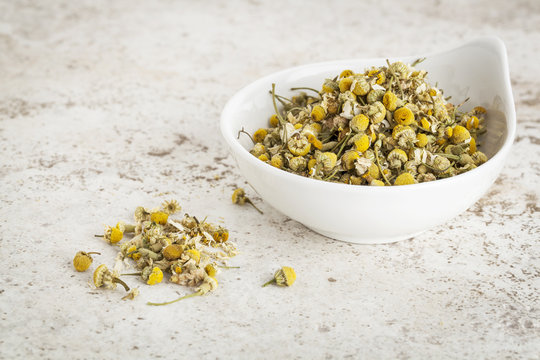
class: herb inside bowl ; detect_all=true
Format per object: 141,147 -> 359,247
244,60 -> 488,186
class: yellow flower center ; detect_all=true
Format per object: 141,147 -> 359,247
394,172 -> 416,186
394,107 -> 415,126
110,227 -> 123,244
147,267 -> 163,285
150,211 -> 169,225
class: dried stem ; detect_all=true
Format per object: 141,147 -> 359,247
411,57 -> 426,67
435,153 -> 460,161
147,291 -> 202,306
113,278 -> 130,292
336,132 -> 353,159
271,83 -> 286,125
237,127 -> 255,143
246,198 -> 264,214
290,87 -> 321,96
323,168 -> 340,181
375,147 -> 391,186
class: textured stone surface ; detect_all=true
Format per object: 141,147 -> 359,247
0,1 -> 538,359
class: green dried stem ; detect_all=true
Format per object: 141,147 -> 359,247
147,291 -> 202,306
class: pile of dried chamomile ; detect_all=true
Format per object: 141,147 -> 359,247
247,60 -> 488,186
74,200 -> 238,305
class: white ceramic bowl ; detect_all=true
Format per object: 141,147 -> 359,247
221,37 -> 516,244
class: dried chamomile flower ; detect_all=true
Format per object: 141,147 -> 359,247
73,251 -> 100,272
162,200 -> 181,215
387,149 -> 408,169
262,266 -> 296,287
311,105 -> 326,122
204,264 -> 218,277
306,133 -> 323,150
419,117 -> 431,131
322,79 -> 339,93
134,206 -> 151,222
212,227 -> 229,243
416,133 -> 428,148
351,76 -> 370,96
354,134 -> 371,152
93,264 -> 130,291
472,151 -> 488,165
451,125 -> 471,144
350,114 -> 369,133
339,77 -> 353,93
253,128 -> 268,143
394,107 -> 415,126
122,287 -> 140,301
389,61 -> 410,79
341,150 -> 360,170
288,134 -> 311,156
147,267 -> 163,285
432,156 -> 451,172
231,188 -> 263,214
126,245 -> 141,260
366,89 -> 385,104
150,211 -> 169,225
370,179 -> 385,186
339,69 -> 354,78
95,225 -> 124,244
185,249 -> 201,264
162,244 -> 184,260
468,137 -> 477,154
394,172 -> 416,186
382,91 -> 398,112
244,62 -> 489,185
270,154 -> 284,168
367,101 -> 386,124
316,151 -> 337,172
92,201 -> 238,306
289,156 -> 307,172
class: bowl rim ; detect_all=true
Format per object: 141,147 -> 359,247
220,36 -> 516,193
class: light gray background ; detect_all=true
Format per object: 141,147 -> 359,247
1,1 -> 538,359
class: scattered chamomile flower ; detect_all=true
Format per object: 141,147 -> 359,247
121,287 -> 140,301
204,264 -> 217,277
212,226 -> 229,243
73,251 -> 100,272
126,245 -> 141,260
134,206 -> 151,222
95,225 -> 124,244
147,267 -> 163,285
232,188 -> 263,214
93,264 -> 130,291
150,211 -> 169,225
162,200 -> 181,215
162,244 -> 184,260
90,200 -> 238,304
262,266 -> 296,287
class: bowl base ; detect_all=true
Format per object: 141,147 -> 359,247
306,226 -> 425,245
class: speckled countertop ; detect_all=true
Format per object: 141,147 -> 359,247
0,1 -> 539,359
